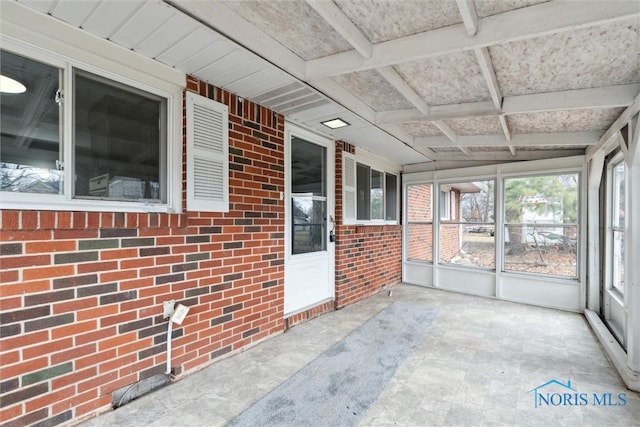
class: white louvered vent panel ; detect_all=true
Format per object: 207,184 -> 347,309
187,91 -> 229,212
194,158 -> 224,200
343,155 -> 356,188
193,104 -> 224,153
342,152 -> 357,224
344,191 -> 356,220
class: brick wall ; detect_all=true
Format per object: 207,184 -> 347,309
334,142 -> 402,308
0,76 -> 285,427
406,184 -> 432,262
440,189 -> 461,263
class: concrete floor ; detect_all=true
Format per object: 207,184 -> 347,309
82,284 -> 640,426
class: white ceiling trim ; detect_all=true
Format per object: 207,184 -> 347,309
305,1 -> 639,79
456,0 -> 479,37
415,131 -> 602,148
587,90 -> 640,158
503,84 -> 640,114
377,66 -> 430,115
474,47 -> 502,109
376,84 -> 639,124
305,0 -> 372,58
427,149 -> 586,162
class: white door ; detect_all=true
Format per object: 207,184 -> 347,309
284,125 -> 335,315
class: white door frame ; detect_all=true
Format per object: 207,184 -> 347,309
284,123 -> 335,316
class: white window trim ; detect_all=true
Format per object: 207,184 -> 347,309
343,149 -> 400,225
439,187 -> 451,220
0,9 -> 184,213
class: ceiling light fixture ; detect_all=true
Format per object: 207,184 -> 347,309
321,118 -> 350,129
0,75 -> 27,94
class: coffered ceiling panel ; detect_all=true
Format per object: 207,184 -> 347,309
222,0 -> 352,60
333,0 -> 462,43
490,19 -> 640,96
394,51 -> 491,105
443,116 -> 503,136
333,70 -> 415,112
475,0 -> 549,18
397,122 -> 443,138
507,108 -> 626,134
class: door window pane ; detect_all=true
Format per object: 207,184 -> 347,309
291,136 -> 325,196
291,137 -> 326,255
1,50 -> 62,194
292,197 -> 326,254
74,70 -> 166,201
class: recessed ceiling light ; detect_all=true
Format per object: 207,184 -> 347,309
321,118 -> 349,129
0,75 -> 27,94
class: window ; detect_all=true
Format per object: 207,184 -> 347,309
406,183 -> 433,262
439,180 -> 495,269
1,50 -> 62,195
343,152 -> 398,224
610,160 -> 625,294
503,173 -> 579,278
290,137 -> 327,255
439,189 -> 450,219
0,45 -> 183,212
74,70 -> 166,202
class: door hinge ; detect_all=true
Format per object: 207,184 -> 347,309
56,160 -> 64,171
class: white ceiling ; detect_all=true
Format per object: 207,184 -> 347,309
13,0 -> 640,167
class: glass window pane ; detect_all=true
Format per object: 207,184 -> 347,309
385,173 -> 397,221
613,162 -> 625,228
407,184 -> 432,222
407,223 -> 432,262
292,196 -> 326,254
439,180 -> 495,269
357,163 -> 370,220
291,137 -> 326,196
612,230 -> 625,293
1,50 -> 62,194
440,190 -> 449,219
371,169 -> 383,220
74,70 -> 165,201
611,161 -> 625,293
503,174 -> 578,278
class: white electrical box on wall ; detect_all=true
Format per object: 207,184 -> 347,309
170,304 -> 190,325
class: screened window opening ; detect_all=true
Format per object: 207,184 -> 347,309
1,50 -> 62,194
503,173 -> 579,278
611,161 -> 625,294
74,70 -> 166,202
439,180 -> 495,269
406,183 -> 433,263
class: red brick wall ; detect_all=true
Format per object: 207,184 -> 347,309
334,142 -> 402,307
405,185 -> 461,264
406,184 -> 432,262
0,76 -> 285,427
440,189 -> 461,263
